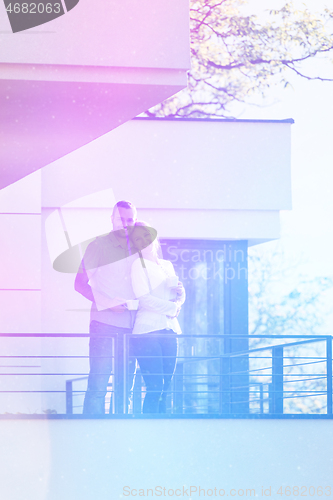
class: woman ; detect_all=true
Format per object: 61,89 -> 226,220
130,221 -> 185,413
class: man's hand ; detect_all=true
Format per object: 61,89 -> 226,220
110,298 -> 127,313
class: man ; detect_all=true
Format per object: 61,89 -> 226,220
75,200 -> 137,414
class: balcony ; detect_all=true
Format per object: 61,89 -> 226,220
1,333 -> 332,418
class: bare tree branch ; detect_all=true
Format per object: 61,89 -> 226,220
146,0 -> 333,118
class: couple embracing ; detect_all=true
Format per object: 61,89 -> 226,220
75,200 -> 185,414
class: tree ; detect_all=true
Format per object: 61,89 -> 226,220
248,244 -> 333,414
248,245 -> 333,339
146,0 -> 333,118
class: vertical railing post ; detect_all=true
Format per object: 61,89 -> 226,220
219,356 -> 223,415
174,363 -> 184,414
113,334 -> 118,414
114,333 -> 125,414
326,336 -> 332,415
220,354 -> 231,414
271,346 -> 284,414
268,383 -> 273,413
66,380 -> 73,415
259,384 -> 264,414
120,333 -> 126,414
123,333 -> 129,414
133,369 -> 143,414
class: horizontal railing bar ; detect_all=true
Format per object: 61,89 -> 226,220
153,372 -> 328,378
0,365 -> 41,367
211,370 -> 328,377
283,360 -> 325,368
250,357 -> 327,360
1,333 -> 330,339
0,355 -> 218,361
246,365 -> 323,374
0,354 -> 326,361
0,373 -> 96,376
179,355 -> 325,364
0,390 -> 113,393
231,338 -> 326,357
163,374 -> 327,381
131,372 -> 328,378
284,376 -> 326,383
0,356 -> 90,359
252,373 -> 327,377
2,414 -> 332,419
0,334 -> 90,337
130,389 -> 326,395
65,376 -> 88,383
180,355 -> 326,361
248,358 -> 326,366
283,393 -> 327,399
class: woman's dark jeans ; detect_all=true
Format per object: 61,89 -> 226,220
132,329 -> 178,414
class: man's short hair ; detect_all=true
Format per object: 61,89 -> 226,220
112,200 -> 137,219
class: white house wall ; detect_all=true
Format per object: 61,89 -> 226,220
41,118 -> 292,241
138,209 -> 280,244
0,0 -> 190,189
0,171 -> 42,412
0,0 -> 190,70
0,170 -> 41,333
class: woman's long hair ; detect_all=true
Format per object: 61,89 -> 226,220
131,221 -> 161,259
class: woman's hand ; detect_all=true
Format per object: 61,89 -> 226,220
167,299 -> 182,319
175,281 -> 185,298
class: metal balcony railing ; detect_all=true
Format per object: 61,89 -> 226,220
0,333 -> 332,418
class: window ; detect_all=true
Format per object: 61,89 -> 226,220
160,239 -> 249,414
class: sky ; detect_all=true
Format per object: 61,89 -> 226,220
234,0 -> 333,333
